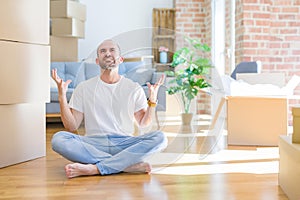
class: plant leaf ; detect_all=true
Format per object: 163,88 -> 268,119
171,47 -> 189,67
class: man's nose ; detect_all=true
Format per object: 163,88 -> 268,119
105,51 -> 111,57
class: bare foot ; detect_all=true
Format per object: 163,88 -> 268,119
123,162 -> 152,174
65,163 -> 100,178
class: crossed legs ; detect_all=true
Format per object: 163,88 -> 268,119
52,131 -> 167,178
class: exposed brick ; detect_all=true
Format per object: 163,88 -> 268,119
252,35 -> 270,40
270,57 -> 283,62
285,36 -> 300,41
243,49 -> 258,55
176,18 -> 189,23
180,13 -> 193,18
243,42 -> 259,48
183,23 -> 193,28
279,50 -> 289,55
257,49 -> 270,55
261,0 -> 272,4
288,21 -> 300,27
186,8 -> 200,12
243,0 -> 259,3
292,50 -> 300,54
243,5 -> 260,11
280,29 -> 298,34
278,14 -> 296,20
270,21 -> 288,27
242,19 -> 255,26
282,7 -> 299,13
285,57 -> 300,62
295,0 -> 300,5
253,13 -> 271,19
273,0 -> 294,6
269,35 -> 284,41
277,64 -> 294,69
262,64 -> 275,70
269,43 -> 281,48
271,7 -> 281,12
194,13 -> 206,18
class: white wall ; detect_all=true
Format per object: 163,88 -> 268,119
78,0 -> 173,60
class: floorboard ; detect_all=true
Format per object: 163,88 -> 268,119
0,116 -> 288,200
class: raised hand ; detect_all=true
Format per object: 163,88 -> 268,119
146,74 -> 165,102
51,68 -> 72,96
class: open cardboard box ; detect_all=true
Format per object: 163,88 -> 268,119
219,73 -> 300,146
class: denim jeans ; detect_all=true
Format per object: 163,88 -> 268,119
51,131 -> 168,175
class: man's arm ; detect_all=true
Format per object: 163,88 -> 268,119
51,68 -> 83,132
134,106 -> 155,128
134,74 -> 165,127
58,93 -> 83,132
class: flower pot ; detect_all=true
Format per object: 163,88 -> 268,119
159,51 -> 168,64
181,113 -> 193,125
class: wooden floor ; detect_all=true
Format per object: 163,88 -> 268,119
0,116 -> 289,200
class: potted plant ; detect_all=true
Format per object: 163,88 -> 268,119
166,37 -> 213,125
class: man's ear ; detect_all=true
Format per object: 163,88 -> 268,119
95,57 -> 99,64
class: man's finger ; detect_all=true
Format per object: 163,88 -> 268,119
156,75 -> 165,86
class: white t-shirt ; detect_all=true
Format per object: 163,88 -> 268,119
69,76 -> 148,136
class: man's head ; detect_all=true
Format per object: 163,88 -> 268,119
96,39 -> 124,70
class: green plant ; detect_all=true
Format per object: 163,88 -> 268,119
166,37 -> 213,114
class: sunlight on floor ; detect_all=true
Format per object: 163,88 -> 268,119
151,103 -> 281,176
152,161 -> 279,175
157,114 -> 212,126
148,147 -> 279,175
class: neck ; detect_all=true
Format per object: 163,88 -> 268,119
100,69 -> 121,84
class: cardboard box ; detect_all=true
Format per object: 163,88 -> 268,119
0,103 -> 46,168
279,135 -> 300,200
227,96 -> 287,146
292,107 -> 300,143
51,18 -> 85,38
0,0 -> 49,45
50,36 -> 78,61
0,40 -> 50,104
50,0 -> 86,21
220,73 -> 294,146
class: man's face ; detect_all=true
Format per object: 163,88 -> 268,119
96,40 -> 122,70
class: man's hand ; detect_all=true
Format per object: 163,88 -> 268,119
146,74 -> 165,102
51,68 -> 72,96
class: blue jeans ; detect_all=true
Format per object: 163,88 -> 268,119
51,131 -> 168,175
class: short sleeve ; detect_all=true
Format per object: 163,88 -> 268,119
133,84 -> 148,113
69,83 -> 84,113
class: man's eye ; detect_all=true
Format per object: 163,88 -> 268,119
100,50 -> 106,53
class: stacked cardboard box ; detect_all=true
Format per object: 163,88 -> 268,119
279,135 -> 300,200
279,107 -> 300,199
0,0 -> 50,168
50,0 -> 87,61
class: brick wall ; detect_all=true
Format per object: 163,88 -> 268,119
235,0 -> 300,78
175,0 -> 300,123
175,0 -> 208,42
225,0 -> 233,75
